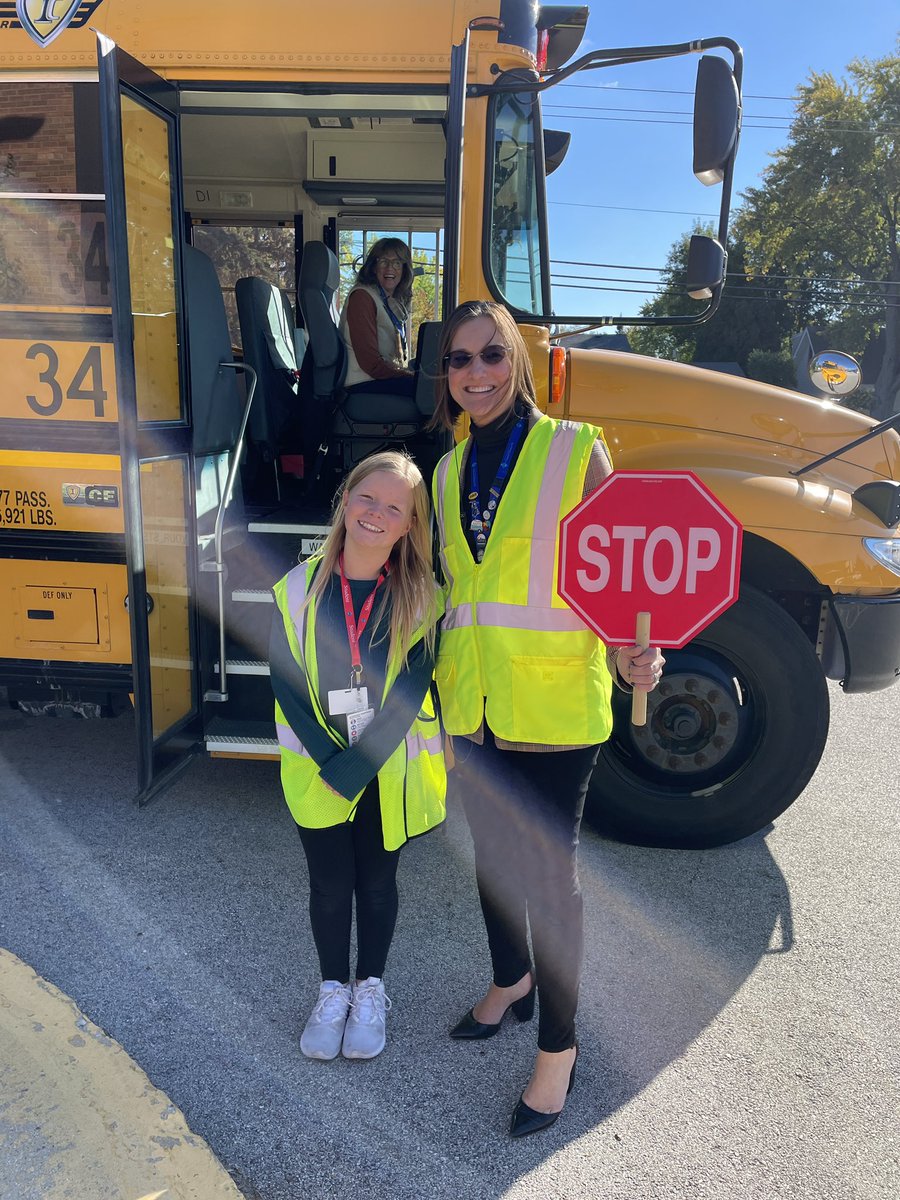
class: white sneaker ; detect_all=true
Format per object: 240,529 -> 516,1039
300,981 -> 352,1060
341,977 -> 392,1060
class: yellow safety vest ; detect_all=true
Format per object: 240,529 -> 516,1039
272,558 -> 446,851
433,414 -> 613,745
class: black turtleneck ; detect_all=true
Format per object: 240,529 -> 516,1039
462,400 -> 531,558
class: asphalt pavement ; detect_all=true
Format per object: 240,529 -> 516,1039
0,683 -> 897,1199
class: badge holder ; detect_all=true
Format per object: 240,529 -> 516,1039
328,669 -> 374,746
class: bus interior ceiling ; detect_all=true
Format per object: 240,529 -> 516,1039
180,88 -> 447,327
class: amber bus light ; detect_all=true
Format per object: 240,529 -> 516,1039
863,538 -> 900,578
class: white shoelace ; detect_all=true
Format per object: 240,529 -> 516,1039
311,985 -> 351,1024
351,982 -> 392,1024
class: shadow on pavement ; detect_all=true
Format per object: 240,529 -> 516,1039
0,705 -> 792,1199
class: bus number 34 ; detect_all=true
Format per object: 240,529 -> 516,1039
26,344 -> 108,419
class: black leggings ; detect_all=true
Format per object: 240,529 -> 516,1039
296,782 -> 401,983
454,729 -> 600,1053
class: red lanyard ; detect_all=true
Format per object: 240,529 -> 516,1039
338,553 -> 389,683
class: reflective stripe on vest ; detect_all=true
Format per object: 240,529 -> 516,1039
442,601 -> 586,632
276,721 -> 310,757
434,450 -> 456,595
406,727 -> 443,758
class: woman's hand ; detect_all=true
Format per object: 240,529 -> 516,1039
614,644 -> 666,692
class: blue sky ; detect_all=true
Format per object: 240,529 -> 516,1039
544,1 -> 899,319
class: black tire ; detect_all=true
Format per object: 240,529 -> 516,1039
586,586 -> 830,849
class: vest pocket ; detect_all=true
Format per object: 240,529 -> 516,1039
434,652 -> 465,732
508,655 -> 593,743
497,536 -> 533,603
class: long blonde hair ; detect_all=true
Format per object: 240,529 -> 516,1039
303,451 -> 438,664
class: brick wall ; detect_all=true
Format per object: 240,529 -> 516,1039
0,82 -> 78,192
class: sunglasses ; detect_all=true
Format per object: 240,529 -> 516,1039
443,344 -> 510,370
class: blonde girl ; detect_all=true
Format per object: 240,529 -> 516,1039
270,450 -> 444,1061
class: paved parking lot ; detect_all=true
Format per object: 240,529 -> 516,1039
0,681 -> 897,1199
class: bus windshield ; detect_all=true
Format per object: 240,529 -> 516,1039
487,90 -> 546,315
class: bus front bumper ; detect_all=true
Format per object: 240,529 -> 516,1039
825,593 -> 900,693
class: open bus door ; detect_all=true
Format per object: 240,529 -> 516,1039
96,35 -> 202,804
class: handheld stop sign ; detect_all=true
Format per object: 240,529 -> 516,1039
558,471 -> 743,725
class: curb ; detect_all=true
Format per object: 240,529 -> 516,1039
0,947 -> 243,1200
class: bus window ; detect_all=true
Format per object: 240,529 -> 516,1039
337,226 -> 442,350
487,91 -> 546,315
120,94 -> 181,424
190,223 -> 296,349
0,82 -> 108,309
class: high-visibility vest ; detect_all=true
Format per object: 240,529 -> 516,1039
433,414 -> 613,745
272,558 -> 446,851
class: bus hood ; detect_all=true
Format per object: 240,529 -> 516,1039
565,348 -> 900,485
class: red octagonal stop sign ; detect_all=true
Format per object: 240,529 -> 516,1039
557,470 -> 743,648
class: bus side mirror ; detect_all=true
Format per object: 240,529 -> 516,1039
809,351 -> 861,398
536,6 -> 589,71
693,55 -> 740,186
685,235 -> 726,300
543,129 -> 571,175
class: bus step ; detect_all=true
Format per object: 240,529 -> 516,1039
205,732 -> 279,760
214,659 -> 270,676
246,517 -> 329,536
231,588 -> 274,604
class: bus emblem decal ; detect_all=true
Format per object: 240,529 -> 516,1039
15,0 -> 100,47
62,483 -> 119,507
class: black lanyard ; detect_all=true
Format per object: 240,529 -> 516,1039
467,417 -> 526,563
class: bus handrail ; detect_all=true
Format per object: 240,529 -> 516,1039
201,361 -> 257,704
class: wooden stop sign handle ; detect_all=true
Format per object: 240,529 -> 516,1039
631,611 -> 651,727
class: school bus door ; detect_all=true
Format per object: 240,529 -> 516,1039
96,35 -> 202,803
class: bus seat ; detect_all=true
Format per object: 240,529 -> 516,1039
182,244 -> 243,456
293,324 -> 309,366
297,241 -> 347,405
412,320 -> 443,418
235,275 -> 299,472
297,242 -> 422,481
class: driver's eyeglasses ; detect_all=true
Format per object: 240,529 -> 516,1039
443,345 -> 510,370
376,257 -> 403,269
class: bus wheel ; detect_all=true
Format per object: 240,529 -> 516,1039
586,586 -> 829,849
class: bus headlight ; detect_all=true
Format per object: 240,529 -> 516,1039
863,538 -> 900,577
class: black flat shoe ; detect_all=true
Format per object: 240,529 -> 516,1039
509,1044 -> 578,1139
449,982 -> 535,1040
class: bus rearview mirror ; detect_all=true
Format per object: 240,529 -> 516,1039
693,55 -> 740,186
685,235 -> 726,300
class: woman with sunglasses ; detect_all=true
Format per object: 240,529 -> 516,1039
430,300 -> 664,1138
339,237 -> 417,399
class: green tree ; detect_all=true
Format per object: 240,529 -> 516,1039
746,348 -> 796,389
630,225 -> 794,372
740,47 -> 900,418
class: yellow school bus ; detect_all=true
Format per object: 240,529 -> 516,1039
2,1 -> 899,847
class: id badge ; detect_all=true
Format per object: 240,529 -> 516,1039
347,707 -> 375,746
328,686 -> 368,716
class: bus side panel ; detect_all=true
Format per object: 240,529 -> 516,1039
0,559 -> 130,664
0,451 -> 123,535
